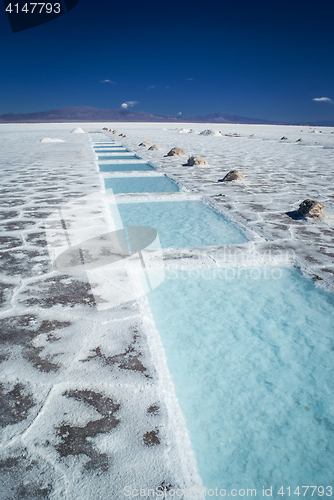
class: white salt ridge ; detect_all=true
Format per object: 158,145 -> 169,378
40,138 -> 65,143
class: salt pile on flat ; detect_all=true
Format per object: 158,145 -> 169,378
40,138 -> 65,142
71,127 -> 85,133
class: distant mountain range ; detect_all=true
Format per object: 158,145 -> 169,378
0,106 -> 333,127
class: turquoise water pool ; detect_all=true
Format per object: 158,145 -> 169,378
118,200 -> 247,247
104,176 -> 179,194
98,155 -> 140,161
99,163 -> 155,172
147,267 -> 334,496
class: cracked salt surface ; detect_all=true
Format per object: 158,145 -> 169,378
0,124 -> 201,499
1,122 -> 334,499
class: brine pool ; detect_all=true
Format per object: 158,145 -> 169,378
94,136 -> 333,495
117,200 -> 247,247
104,176 -> 179,194
99,163 -> 155,172
147,267 -> 334,495
98,155 -> 141,161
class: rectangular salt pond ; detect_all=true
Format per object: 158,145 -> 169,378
99,163 -> 155,172
104,176 -> 179,194
98,155 -> 140,161
117,200 -> 247,247
147,267 -> 334,495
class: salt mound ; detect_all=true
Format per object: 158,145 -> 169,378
298,199 -> 325,219
178,128 -> 190,134
139,142 -> 151,147
40,138 -> 64,143
148,145 -> 160,150
199,129 -> 222,136
71,128 -> 85,134
280,136 -> 288,140
188,129 -> 199,134
167,147 -> 186,157
218,170 -> 244,182
186,156 -> 208,166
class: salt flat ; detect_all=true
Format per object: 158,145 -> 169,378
0,122 -> 333,499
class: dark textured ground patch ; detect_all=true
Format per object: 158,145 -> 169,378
55,390 -> 120,472
22,345 -> 60,373
0,210 -> 20,221
147,404 -> 160,415
0,198 -> 27,207
143,429 -> 160,447
0,315 -> 71,372
1,220 -> 37,232
23,276 -> 97,308
24,231 -> 48,247
0,454 -> 53,499
0,282 -> 14,308
0,248 -> 51,277
0,235 -> 23,250
0,383 -> 36,427
81,342 -> 148,377
23,209 -> 53,219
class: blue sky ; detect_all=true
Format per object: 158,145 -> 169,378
0,0 -> 334,122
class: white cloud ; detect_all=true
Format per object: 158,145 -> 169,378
121,101 -> 139,109
177,112 -> 182,115
101,79 -> 117,84
313,97 -> 333,103
146,85 -> 156,90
